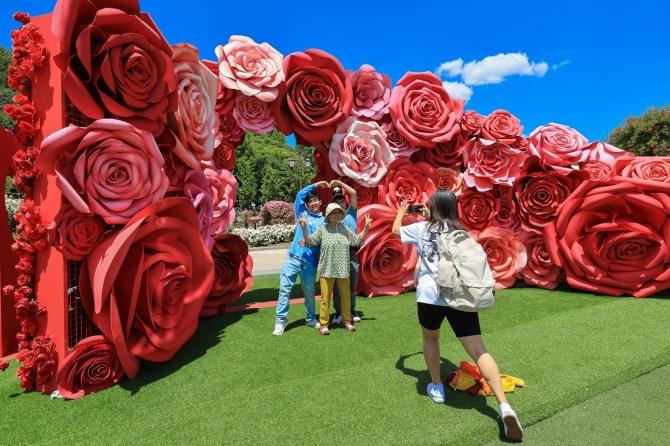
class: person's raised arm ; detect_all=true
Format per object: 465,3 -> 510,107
331,179 -> 357,210
294,181 -> 329,217
392,202 -> 410,237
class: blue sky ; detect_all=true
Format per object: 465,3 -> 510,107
2,0 -> 669,143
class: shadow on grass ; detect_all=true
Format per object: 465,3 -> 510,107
395,352 -> 499,421
120,309 -> 256,395
235,279 -> 321,307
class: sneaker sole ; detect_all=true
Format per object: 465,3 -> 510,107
503,414 -> 523,441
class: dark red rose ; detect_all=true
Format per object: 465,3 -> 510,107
458,189 -> 496,231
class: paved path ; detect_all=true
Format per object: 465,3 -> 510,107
249,247 -> 288,276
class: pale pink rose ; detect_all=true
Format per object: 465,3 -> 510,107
389,72 -> 464,148
380,119 -> 419,158
612,156 -> 670,184
215,35 -> 284,102
460,110 -> 485,137
232,92 -> 275,134
472,227 -> 527,289
583,141 -> 631,165
350,64 -> 392,121
481,109 -> 523,145
167,44 -> 219,169
462,138 -> 529,191
204,168 -> 238,237
581,162 -> 614,182
35,119 -> 169,225
519,233 -> 562,289
436,167 -> 464,197
329,117 -> 395,187
528,123 -> 589,174
377,159 -> 438,208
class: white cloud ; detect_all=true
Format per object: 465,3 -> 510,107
552,60 -> 571,70
442,81 -> 473,102
460,53 -> 548,85
436,58 -> 463,78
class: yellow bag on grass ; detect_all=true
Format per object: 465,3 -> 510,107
447,361 -> 524,396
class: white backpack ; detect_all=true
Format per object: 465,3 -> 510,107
436,230 -> 496,312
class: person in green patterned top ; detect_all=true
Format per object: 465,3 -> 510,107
300,203 -> 372,335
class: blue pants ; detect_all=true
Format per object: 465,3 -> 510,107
333,252 -> 359,315
275,255 -> 317,323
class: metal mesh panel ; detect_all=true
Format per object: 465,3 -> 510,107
64,98 -> 97,348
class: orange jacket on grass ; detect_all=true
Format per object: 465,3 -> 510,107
447,361 -> 524,396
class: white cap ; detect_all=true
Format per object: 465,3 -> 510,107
325,202 -> 345,219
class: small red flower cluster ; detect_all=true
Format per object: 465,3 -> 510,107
0,14 -> 53,391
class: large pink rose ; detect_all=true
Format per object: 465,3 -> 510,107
79,198 -> 215,377
519,233 -> 562,289
52,0 -> 177,133
436,167 -> 465,197
583,141 -> 631,165
612,156 -> 670,184
473,227 -> 527,289
544,179 -> 670,297
215,35 -> 284,102
48,202 -> 107,261
512,157 -> 589,234
389,72 -> 464,148
528,123 -> 590,174
329,117 -> 395,187
480,110 -> 523,145
462,138 -> 529,191
56,335 -> 124,399
35,119 -> 169,225
167,44 -> 219,169
377,159 -> 438,208
204,168 -> 238,237
232,92 -> 275,134
201,234 -> 254,317
350,64 -> 391,120
460,110 -> 485,137
356,205 -> 419,296
273,49 -> 353,145
458,189 -> 495,231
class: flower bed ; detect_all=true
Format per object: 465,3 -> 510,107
230,224 -> 294,247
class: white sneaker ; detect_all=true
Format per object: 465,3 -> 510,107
332,314 -> 343,325
427,383 -> 445,403
305,319 -> 321,329
500,405 -> 524,441
272,320 -> 288,336
352,313 -> 361,323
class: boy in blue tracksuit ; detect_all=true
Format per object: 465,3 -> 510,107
273,181 -> 329,335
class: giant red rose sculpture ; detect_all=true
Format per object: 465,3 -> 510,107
356,205 -> 419,296
377,158 -> 438,208
528,122 -> 589,174
35,119 -> 169,225
462,138 -> 528,191
48,203 -> 107,261
79,198 -> 214,377
473,227 -> 527,289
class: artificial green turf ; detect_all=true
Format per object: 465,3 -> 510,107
1,280 -> 669,445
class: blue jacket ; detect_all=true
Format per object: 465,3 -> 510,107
288,184 -> 324,267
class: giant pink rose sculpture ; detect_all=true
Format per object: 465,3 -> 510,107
167,44 -> 219,169
612,156 -> 670,184
584,141 -> 631,165
544,179 -> 670,297
380,118 -> 419,158
462,138 -> 528,191
350,64 -> 391,120
52,0 -> 177,134
56,335 -> 124,399
79,198 -> 215,378
356,205 -> 419,296
519,233 -> 562,289
528,122 -> 589,174
460,110 -> 485,137
232,92 -> 275,134
458,189 -> 495,231
480,110 -> 523,145
201,234 -> 254,317
512,157 -> 588,234
389,72 -> 464,148
182,169 -> 215,251
473,227 -> 527,289
215,35 -> 284,102
35,119 -> 169,225
204,167 -> 238,237
435,167 -> 465,197
329,117 -> 395,187
274,49 -> 353,145
377,158 -> 438,208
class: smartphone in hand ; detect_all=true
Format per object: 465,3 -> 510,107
407,204 -> 424,213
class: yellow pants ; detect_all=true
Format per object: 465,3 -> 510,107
319,277 -> 351,326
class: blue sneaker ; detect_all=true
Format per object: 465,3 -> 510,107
427,383 -> 445,403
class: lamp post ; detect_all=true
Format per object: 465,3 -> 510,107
288,156 -> 311,190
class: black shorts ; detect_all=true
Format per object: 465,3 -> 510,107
417,302 -> 481,337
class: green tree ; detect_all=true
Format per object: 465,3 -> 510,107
1,45 -> 14,131
233,158 -> 257,209
605,104 -> 670,157
259,166 -> 283,203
